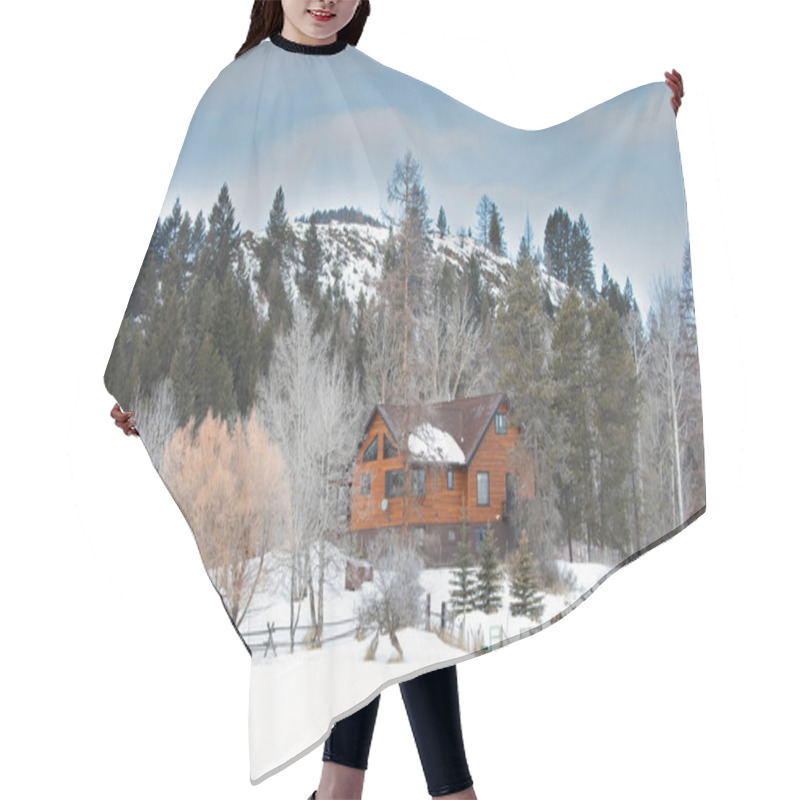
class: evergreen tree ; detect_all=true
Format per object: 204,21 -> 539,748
474,524 -> 503,614
169,332 -> 194,428
543,206 -> 572,283
200,183 -> 241,285
488,201 -> 506,256
475,194 -> 494,249
124,220 -> 162,322
569,213 -> 597,299
437,205 -> 448,238
257,185 -> 293,292
624,277 -> 635,313
495,254 -> 554,553
508,531 -> 544,620
517,233 -> 532,264
142,283 -> 182,389
194,332 -> 236,427
551,288 -> 596,561
448,526 -> 477,615
297,213 -> 324,304
517,211 -> 534,264
588,298 -> 638,554
384,149 -> 434,537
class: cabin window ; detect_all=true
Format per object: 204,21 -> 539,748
361,473 -> 371,495
386,469 -> 404,497
447,469 -> 453,490
383,433 -> 398,460
385,468 -> 426,497
448,529 -> 456,542
495,412 -> 507,434
363,434 -> 378,462
477,471 -> 489,506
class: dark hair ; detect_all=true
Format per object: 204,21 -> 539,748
236,1 -> 371,59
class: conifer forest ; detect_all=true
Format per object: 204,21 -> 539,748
105,150 -> 705,651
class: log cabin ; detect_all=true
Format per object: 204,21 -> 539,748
350,392 -> 534,567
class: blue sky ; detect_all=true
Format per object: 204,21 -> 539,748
160,39 -> 689,311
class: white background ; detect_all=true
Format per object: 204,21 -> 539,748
2,1 -> 797,797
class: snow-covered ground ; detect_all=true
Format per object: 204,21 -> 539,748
244,543 -> 612,781
239,542 -> 611,662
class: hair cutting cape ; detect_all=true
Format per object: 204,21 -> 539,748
104,31 -> 705,785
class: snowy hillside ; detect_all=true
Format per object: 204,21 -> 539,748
239,218 -> 568,322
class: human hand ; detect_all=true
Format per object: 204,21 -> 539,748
665,69 -> 684,116
110,402 -> 140,437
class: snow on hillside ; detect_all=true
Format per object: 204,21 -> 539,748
240,219 -> 568,323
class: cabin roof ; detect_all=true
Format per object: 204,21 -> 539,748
363,392 -> 507,466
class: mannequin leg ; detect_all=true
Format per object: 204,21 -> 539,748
316,693 -> 381,800
399,664 -> 476,798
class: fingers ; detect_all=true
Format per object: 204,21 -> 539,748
110,403 -> 140,436
665,68 -> 684,117
664,68 -> 684,96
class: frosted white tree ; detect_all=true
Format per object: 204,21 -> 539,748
362,298 -> 403,404
256,299 -> 361,651
131,375 -> 179,471
418,279 -> 488,401
645,273 -> 690,529
356,531 -> 425,661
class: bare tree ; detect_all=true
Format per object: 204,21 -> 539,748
356,531 -> 425,661
256,299 -> 361,650
132,376 -> 179,471
417,279 -> 488,402
162,410 -> 290,628
646,274 -> 687,527
362,297 -> 403,404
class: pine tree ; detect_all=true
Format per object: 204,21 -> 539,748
194,332 -> 236,427
495,251 -> 554,555
437,205 -> 448,238
384,149 -> 434,539
543,206 -> 572,283
517,211 -> 534,263
257,185 -> 293,292
448,526 -> 477,615
508,531 -> 544,620
551,288 -> 596,561
601,263 -> 628,319
569,213 -> 597,299
488,201 -> 506,256
588,298 -> 638,555
474,524 -> 503,614
297,213 -> 324,304
202,183 -> 242,285
624,277 -> 635,313
475,194 -> 494,249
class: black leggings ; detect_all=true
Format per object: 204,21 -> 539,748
322,664 -> 473,797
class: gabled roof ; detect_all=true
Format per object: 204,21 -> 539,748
363,392 -> 508,466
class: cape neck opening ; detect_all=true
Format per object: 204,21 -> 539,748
269,31 -> 348,55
